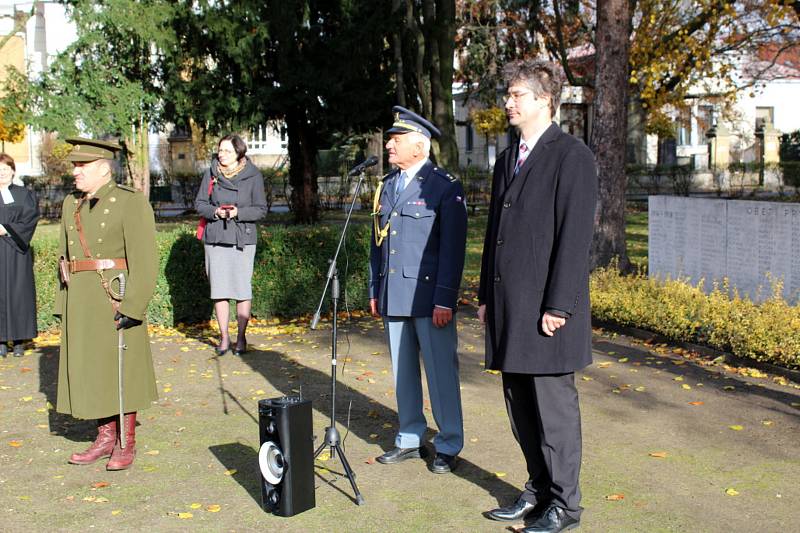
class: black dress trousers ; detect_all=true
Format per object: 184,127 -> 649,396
502,371 -> 583,520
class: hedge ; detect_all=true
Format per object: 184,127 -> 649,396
32,223 -> 371,331
591,265 -> 800,369
31,223 -> 800,369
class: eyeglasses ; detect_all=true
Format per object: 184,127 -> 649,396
502,90 -> 533,104
218,148 -> 236,154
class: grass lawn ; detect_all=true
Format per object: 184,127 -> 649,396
625,207 -> 648,268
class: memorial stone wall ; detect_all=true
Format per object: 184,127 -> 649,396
648,196 -> 800,304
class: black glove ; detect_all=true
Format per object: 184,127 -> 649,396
114,311 -> 142,330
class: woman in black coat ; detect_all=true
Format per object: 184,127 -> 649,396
195,135 -> 267,355
0,153 -> 40,357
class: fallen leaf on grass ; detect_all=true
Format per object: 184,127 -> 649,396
365,457 -> 375,465
581,376 -> 593,381
762,420 -> 773,426
723,386 -> 735,391
618,358 -> 629,363
91,482 -> 110,489
725,488 -> 739,496
634,386 -> 645,392
317,452 -> 330,462
145,450 -> 160,456
369,433 -> 378,439
605,493 -> 625,501
729,425 -> 744,431
597,362 -> 613,368
224,469 -> 237,476
206,504 -> 221,512
688,401 -> 704,406
20,367 -> 32,373
20,396 -> 33,402
111,510 -> 121,516
494,472 -> 506,478
9,440 -> 22,447
681,384 -> 692,390
178,512 -> 193,519
673,376 -> 684,382
470,437 -> 479,443
382,423 -> 393,429
190,503 -> 202,509
648,452 -> 668,458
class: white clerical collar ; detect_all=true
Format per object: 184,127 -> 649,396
0,186 -> 13,205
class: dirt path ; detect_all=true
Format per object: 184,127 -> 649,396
1,308 -> 798,532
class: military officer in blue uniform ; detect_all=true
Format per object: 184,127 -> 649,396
369,106 -> 468,474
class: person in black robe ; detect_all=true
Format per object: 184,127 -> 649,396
0,153 -> 39,357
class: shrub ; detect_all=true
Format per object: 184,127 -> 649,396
32,223 -> 371,331
590,265 -> 800,368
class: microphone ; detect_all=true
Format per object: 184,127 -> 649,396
347,155 -> 379,176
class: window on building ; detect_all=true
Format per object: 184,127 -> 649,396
676,107 -> 692,146
559,103 -> 588,143
755,106 -> 774,128
465,123 -> 474,152
697,105 -> 714,137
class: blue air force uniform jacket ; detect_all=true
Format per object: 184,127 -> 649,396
369,160 -> 468,317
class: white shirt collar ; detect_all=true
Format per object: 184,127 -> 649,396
518,122 -> 551,154
0,186 -> 13,205
401,157 -> 428,185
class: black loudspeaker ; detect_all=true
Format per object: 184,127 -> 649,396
258,396 -> 315,517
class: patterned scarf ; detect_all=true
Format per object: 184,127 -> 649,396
219,158 -> 246,179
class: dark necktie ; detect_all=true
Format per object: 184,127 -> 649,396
514,142 -> 530,175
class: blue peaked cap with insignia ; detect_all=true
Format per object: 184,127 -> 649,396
386,105 -> 441,139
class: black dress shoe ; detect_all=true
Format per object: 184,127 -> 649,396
215,341 -> 230,356
522,503 -> 579,533
376,447 -> 421,464
233,338 -> 247,355
430,452 -> 457,474
485,496 -> 537,521
12,343 -> 24,357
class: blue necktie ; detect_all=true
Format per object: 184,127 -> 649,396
395,171 -> 408,202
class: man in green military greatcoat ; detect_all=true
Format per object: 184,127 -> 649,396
55,138 -> 158,471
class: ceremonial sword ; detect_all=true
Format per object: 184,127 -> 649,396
112,274 -> 128,448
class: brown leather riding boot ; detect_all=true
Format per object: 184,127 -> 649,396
106,412 -> 137,471
69,417 -> 117,465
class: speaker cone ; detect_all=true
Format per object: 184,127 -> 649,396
259,441 -> 285,485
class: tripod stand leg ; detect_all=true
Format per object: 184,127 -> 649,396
313,441 -> 328,458
334,443 -> 365,505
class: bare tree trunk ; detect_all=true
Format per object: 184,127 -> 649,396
426,0 -> 459,169
407,0 -> 430,115
589,0 -> 631,271
122,117 -> 150,198
286,108 -> 319,224
392,0 -> 406,106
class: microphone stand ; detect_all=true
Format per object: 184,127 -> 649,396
309,167 -> 369,506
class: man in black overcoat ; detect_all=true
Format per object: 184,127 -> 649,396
478,60 -> 598,532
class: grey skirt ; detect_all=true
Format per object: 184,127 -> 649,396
204,243 -> 256,300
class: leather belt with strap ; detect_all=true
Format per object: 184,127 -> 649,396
69,258 -> 128,273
